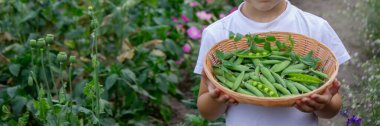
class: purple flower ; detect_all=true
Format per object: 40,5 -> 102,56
181,14 -> 189,22
175,57 -> 185,65
189,1 -> 198,7
229,7 -> 238,14
182,43 -> 191,53
171,16 -> 178,23
346,115 -> 362,126
186,26 -> 202,39
196,11 -> 213,21
219,13 -> 226,19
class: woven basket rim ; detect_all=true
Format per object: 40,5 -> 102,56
203,31 -> 340,102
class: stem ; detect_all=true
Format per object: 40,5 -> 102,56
47,45 -> 58,96
69,63 -> 73,95
40,49 -> 52,102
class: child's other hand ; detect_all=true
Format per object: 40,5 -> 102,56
206,79 -> 238,105
294,79 -> 341,113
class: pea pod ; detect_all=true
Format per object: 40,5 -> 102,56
285,80 -> 299,95
262,60 -> 282,65
273,83 -> 291,95
249,73 -> 260,81
268,55 -> 291,60
249,81 -> 278,97
254,66 -> 260,75
228,56 -> 237,62
292,81 -> 311,93
307,85 -> 317,90
271,46 -> 279,51
224,49 -> 244,60
259,75 -> 276,94
287,77 -> 321,85
281,69 -> 307,77
252,59 -> 262,67
213,67 -> 224,76
287,73 -> 322,85
232,71 -> 245,91
310,69 -> 329,79
243,82 -> 264,97
259,65 -> 276,83
219,67 -> 236,82
270,60 -> 291,73
234,57 -> 244,65
225,64 -> 250,72
237,88 -> 254,96
271,71 -> 286,88
271,51 -> 290,57
237,52 -> 271,59
215,76 -> 233,88
243,72 -> 255,81
286,63 -> 307,70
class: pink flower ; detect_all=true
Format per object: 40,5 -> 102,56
181,14 -> 189,22
176,24 -> 185,31
171,16 -> 178,23
219,13 -> 226,18
189,1 -> 198,7
206,0 -> 214,4
182,43 -> 191,53
196,11 -> 213,21
187,26 -> 202,39
175,57 -> 185,65
229,7 -> 238,14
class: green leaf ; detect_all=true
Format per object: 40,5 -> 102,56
264,42 -> 272,52
254,35 -> 265,43
234,33 -> 243,42
105,74 -> 119,90
17,112 -> 29,126
9,64 -> 21,77
266,35 -> 276,41
229,31 -> 235,39
122,69 -> 136,83
276,41 -> 283,49
289,35 -> 295,49
7,86 -> 19,98
160,105 -> 171,122
215,50 -> 225,60
11,96 -> 27,115
300,51 -> 319,68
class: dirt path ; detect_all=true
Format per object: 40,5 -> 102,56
291,0 -> 366,125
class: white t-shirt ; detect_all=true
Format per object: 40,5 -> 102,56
194,1 -> 351,126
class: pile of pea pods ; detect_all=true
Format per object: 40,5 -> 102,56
212,35 -> 329,97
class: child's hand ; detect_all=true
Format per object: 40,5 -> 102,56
206,79 -> 238,105
294,79 -> 341,113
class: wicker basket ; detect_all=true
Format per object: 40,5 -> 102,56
203,32 -> 339,107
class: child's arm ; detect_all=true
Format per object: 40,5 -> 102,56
197,71 -> 237,121
294,79 -> 342,119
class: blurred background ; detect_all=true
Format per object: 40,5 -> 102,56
0,0 -> 378,125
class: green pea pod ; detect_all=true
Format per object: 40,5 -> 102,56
219,67 -> 237,82
249,81 -> 278,97
250,73 -> 261,81
262,60 -> 282,65
229,56 -> 237,62
224,49 -> 244,60
271,46 -> 279,51
307,85 -> 317,90
287,73 -> 322,82
268,55 -> 291,60
232,71 -> 245,91
213,67 -> 224,76
237,52 -> 271,59
225,64 -> 250,72
270,60 -> 291,73
237,88 -> 254,96
243,72 -> 255,81
215,76 -> 233,88
285,80 -> 299,95
252,59 -> 262,67
254,66 -> 260,75
271,71 -> 286,88
287,77 -> 321,85
243,82 -> 264,97
310,69 -> 329,79
292,82 -> 311,93
242,59 -> 252,64
286,63 -> 307,70
273,83 -> 291,95
259,75 -> 276,94
281,69 -> 307,77
234,57 -> 244,65
271,51 -> 290,57
260,66 -> 276,83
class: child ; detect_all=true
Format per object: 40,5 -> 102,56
194,0 -> 351,125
